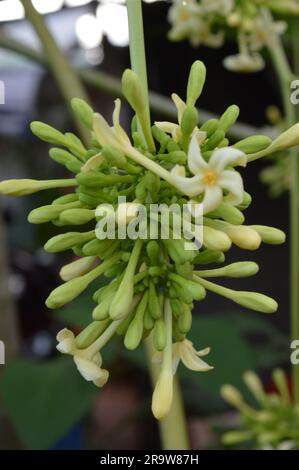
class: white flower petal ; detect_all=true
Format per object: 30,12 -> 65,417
93,369 -> 109,388
93,113 -> 117,148
56,328 -> 74,342
201,185 -> 223,214
155,121 -> 179,134
170,171 -> 205,197
56,338 -> 75,354
218,170 -> 244,206
223,53 -> 265,73
196,347 -> 211,357
112,99 -> 131,147
171,93 -> 186,124
74,356 -> 104,382
209,147 -> 246,172
180,346 -> 213,372
188,134 -> 209,175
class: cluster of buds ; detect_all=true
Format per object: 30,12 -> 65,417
1,60 -> 298,419
221,370 -> 299,449
168,0 -> 299,72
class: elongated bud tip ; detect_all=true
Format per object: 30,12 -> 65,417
186,60 -> 206,107
30,121 -> 66,145
121,69 -> 145,113
221,384 -> 243,407
151,370 -> 173,420
71,98 -> 94,130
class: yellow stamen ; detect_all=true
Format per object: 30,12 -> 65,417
203,171 -> 217,186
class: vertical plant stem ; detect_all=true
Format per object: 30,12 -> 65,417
20,0 -> 90,144
126,0 -> 190,449
264,9 -> 299,403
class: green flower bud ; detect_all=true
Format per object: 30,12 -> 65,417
28,204 -> 65,224
143,171 -> 160,193
152,125 -> 170,146
169,273 -> 206,301
59,208 -> 95,225
122,69 -> 155,152
249,225 -> 286,245
167,141 -> 180,152
269,1 -> 299,15
222,431 -> 253,445
234,135 -> 272,154
186,60 -> 206,107
46,254 -> 119,309
177,303 -> 192,334
163,238 -> 197,264
208,202 -> 245,225
60,256 -> 96,281
243,371 -> 267,405
49,148 -> 81,172
76,171 -> 135,187
206,220 -> 261,250
248,124 -> 299,162
124,291 -> 148,350
195,276 -> 278,313
44,231 -> 95,253
75,320 -> 109,349
193,250 -> 225,265
52,193 -> 78,205
237,191 -> 252,210
101,146 -> 127,168
149,281 -> 162,319
221,384 -> 244,407
30,121 -> 66,145
82,238 -> 114,256
93,289 -> 116,320
218,105 -> 240,133
144,306 -> 155,330
0,178 -> 77,196
71,98 -> 94,130
204,130 -> 226,151
181,106 -> 198,150
272,369 -> 291,404
195,261 -> 259,279
64,132 -> 87,160
146,240 -> 160,265
109,240 -> 143,320
203,226 -> 232,252
176,262 -> 193,279
153,318 -> 166,351
200,118 -> 218,137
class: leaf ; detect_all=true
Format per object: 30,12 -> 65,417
0,357 -> 98,449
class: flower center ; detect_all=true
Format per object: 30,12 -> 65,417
179,9 -> 191,21
203,171 -> 217,186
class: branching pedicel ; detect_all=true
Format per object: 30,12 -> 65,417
1,61 -> 298,420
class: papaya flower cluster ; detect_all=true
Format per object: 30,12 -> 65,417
221,370 -> 299,449
168,0 -> 299,72
1,60 -> 299,420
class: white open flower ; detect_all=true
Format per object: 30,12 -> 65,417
201,0 -> 234,15
223,53 -> 265,73
248,18 -> 287,52
170,134 -> 246,213
172,339 -> 213,373
56,328 -> 109,388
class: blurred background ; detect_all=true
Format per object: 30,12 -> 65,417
0,0 -> 291,450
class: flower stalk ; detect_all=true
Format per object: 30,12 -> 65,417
126,0 -> 190,449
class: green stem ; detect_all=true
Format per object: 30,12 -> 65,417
264,9 -> 299,403
0,32 -> 273,142
20,0 -> 90,144
126,0 -> 190,449
145,337 -> 190,450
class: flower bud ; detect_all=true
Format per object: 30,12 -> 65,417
222,431 -> 253,445
181,106 -> 199,150
64,132 -> 86,160
52,194 -> 78,205
230,291 -> 278,313
186,60 -> 206,107
177,303 -> 192,334
59,208 -> 95,225
208,202 -> 245,225
146,240 -> 160,265
122,69 -> 155,152
218,105 -> 240,133
237,191 -> 252,210
250,225 -> 286,245
221,384 -> 244,407
225,225 -> 261,250
60,256 -> 96,281
153,319 -> 167,351
200,118 -> 218,137
204,130 -> 225,151
0,178 -> 76,196
44,231 -> 94,253
272,368 -> 290,404
243,371 -> 266,404
28,204 -> 64,224
195,261 -> 259,279
30,121 -> 66,145
46,276 -> 90,309
149,281 -> 162,319
75,320 -> 109,349
71,98 -> 94,130
49,148 -> 81,172
124,292 -> 148,350
234,135 -> 272,154
151,370 -> 173,420
193,249 -> 225,265
203,226 -> 232,252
